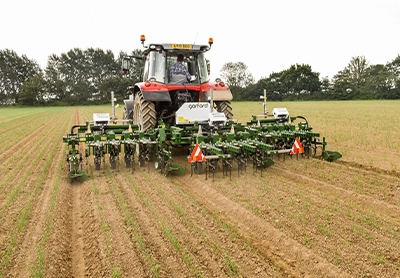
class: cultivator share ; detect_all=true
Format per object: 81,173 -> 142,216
62,35 -> 341,183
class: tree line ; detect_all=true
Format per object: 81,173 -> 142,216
1,48 -> 399,106
0,48 -> 143,106
222,55 -> 400,101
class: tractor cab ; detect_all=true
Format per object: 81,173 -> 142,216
122,37 -> 213,85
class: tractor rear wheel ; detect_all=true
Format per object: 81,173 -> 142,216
133,92 -> 157,131
215,101 -> 233,119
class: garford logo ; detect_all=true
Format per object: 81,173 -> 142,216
188,103 -> 209,109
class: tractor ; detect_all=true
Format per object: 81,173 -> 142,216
121,35 -> 233,131
62,35 -> 342,183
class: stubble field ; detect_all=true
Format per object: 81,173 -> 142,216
0,100 -> 399,277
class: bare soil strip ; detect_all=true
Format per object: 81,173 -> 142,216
90,166 -> 147,277
70,184 -> 86,277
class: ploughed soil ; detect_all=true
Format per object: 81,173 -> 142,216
0,107 -> 399,277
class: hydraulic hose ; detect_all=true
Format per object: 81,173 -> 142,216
70,125 -> 83,135
295,116 -> 309,127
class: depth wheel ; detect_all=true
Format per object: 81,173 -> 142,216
134,91 -> 157,131
215,101 -> 233,119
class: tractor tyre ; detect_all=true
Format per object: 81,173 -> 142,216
133,92 -> 157,131
215,101 -> 233,119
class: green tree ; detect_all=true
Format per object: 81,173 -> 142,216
318,76 -> 334,99
360,64 -> 396,99
332,69 -> 354,100
387,54 -> 400,77
250,72 -> 284,101
280,64 -> 321,99
385,54 -> 400,99
19,73 -> 47,105
98,76 -> 132,104
44,54 -> 69,105
220,62 -> 255,100
347,56 -> 369,87
249,64 -> 320,101
85,48 -> 119,103
220,61 -> 255,87
57,48 -> 89,105
0,49 -> 41,105
45,48 -> 119,105
332,56 -> 369,99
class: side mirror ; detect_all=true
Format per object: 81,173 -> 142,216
121,58 -> 131,75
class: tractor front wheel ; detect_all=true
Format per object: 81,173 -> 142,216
133,92 -> 157,131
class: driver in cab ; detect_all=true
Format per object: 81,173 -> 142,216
170,54 -> 191,83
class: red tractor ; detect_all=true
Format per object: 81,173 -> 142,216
122,35 -> 233,131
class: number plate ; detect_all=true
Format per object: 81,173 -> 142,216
171,44 -> 192,49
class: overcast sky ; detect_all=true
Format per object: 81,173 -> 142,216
1,0 -> 399,81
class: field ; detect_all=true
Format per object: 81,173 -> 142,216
0,100 -> 399,277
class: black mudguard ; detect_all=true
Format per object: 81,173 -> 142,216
142,91 -> 171,102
